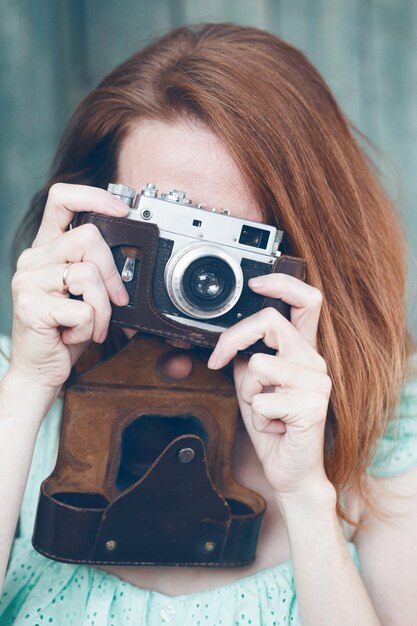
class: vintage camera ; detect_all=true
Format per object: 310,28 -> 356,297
75,183 -> 305,352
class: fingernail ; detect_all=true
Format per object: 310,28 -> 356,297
98,330 -> 108,344
248,276 -> 267,289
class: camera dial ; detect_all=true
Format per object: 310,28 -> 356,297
161,190 -> 192,205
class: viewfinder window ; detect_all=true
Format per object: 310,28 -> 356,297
239,225 -> 270,249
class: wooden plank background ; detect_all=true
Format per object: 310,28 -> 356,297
1,0 -> 416,336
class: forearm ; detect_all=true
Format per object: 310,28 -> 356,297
0,372 -> 58,592
277,481 -> 381,626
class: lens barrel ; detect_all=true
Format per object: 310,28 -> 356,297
164,244 -> 243,319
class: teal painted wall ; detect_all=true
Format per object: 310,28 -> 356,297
1,0 -> 416,336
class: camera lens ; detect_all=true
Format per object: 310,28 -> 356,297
183,257 -> 235,312
164,244 -> 243,319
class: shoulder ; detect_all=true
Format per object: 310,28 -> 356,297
343,355 -> 417,530
368,353 -> 417,478
364,352 -> 417,506
351,358 -> 417,622
353,463 -> 417,623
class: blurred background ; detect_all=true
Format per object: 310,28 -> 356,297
1,0 -> 416,337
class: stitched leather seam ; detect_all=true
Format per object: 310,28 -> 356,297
32,543 -> 251,567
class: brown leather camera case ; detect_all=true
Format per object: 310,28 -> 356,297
32,334 -> 267,567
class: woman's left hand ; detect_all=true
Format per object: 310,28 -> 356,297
207,273 -> 333,499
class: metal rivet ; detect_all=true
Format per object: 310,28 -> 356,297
203,541 -> 216,553
105,539 -> 117,551
178,447 -> 195,463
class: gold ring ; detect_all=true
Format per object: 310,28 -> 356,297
62,263 -> 71,293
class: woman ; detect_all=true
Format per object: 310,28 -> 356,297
0,22 -> 416,626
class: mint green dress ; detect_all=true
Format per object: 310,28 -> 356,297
0,333 -> 416,626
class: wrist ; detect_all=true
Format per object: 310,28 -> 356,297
2,368 -> 62,414
274,476 -> 337,518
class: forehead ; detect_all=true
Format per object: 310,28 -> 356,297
116,119 -> 262,221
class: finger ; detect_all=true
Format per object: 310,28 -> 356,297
58,302 -> 95,345
239,354 -> 331,405
18,224 -> 129,307
34,183 -> 130,246
250,390 -> 327,433
62,262 -> 112,343
250,400 -> 287,434
18,290 -> 96,345
33,262 -> 112,343
248,273 -> 322,348
208,306 -> 323,370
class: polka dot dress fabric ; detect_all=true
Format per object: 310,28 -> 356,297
0,335 -> 416,626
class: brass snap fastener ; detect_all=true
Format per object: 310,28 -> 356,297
203,541 -> 216,553
178,447 -> 195,463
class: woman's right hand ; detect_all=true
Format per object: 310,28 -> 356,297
8,183 -> 131,392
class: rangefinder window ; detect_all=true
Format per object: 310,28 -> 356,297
239,225 -> 270,250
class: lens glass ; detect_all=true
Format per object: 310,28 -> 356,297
183,256 -> 236,312
192,270 -> 222,298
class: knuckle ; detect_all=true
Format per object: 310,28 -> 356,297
319,373 -> 332,397
78,223 -> 102,246
310,390 -> 329,419
261,306 -> 279,325
47,182 -> 66,202
81,261 -> 100,282
310,287 -> 323,309
79,303 -> 94,326
16,248 -> 32,271
11,270 -> 30,297
314,353 -> 328,374
248,352 -> 266,375
13,288 -> 33,321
